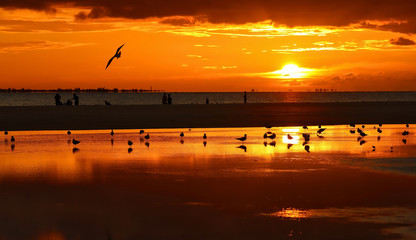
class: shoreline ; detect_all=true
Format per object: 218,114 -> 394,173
1,102 -> 415,131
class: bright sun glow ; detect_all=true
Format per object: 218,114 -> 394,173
266,63 -> 315,79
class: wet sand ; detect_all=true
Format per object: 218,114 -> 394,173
1,126 -> 416,239
1,102 -> 416,131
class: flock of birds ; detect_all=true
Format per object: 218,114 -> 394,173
3,123 -> 412,154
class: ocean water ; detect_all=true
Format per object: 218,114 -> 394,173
0,91 -> 416,106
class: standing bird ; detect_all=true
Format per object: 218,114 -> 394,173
402,139 -> 407,144
4,131 -> 8,135
304,145 -> 310,153
72,139 -> 80,145
67,130 -> 71,136
377,128 -> 382,133
111,129 -> 114,137
203,133 -> 207,139
267,133 -> 276,140
236,134 -> 247,143
128,140 -> 133,146
144,134 -> 150,140
11,136 -> 15,142
406,124 -> 409,128
349,124 -> 356,127
303,126 -> 308,129
180,132 -> 184,137
317,128 -> 326,135
139,130 -> 145,134
105,44 -> 124,69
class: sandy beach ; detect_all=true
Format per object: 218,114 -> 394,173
1,102 -> 415,131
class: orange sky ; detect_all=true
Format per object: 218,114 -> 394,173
1,1 -> 416,91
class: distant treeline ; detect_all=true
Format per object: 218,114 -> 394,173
0,88 -> 164,93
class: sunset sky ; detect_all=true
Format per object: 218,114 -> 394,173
1,0 -> 416,91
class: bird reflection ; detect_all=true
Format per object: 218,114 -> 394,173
402,139 -> 407,144
203,141 -> 207,147
145,142 -> 150,148
111,138 -> 114,146
360,140 -> 366,145
67,139 -> 71,145
263,141 -> 267,147
377,136 -> 381,141
11,144 -> 15,151
72,147 -> 80,153
372,146 -> 376,152
237,145 -> 247,152
269,141 -> 276,147
287,143 -> 293,149
180,139 -> 184,144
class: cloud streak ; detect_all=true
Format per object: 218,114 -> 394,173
1,0 -> 416,33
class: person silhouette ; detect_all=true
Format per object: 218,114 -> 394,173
243,91 -> 247,104
72,94 -> 79,106
54,93 -> 62,106
206,98 -> 209,104
162,93 -> 167,104
167,94 -> 172,104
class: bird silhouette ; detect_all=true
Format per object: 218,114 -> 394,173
263,133 -> 268,139
139,130 -> 145,134
359,131 -> 367,137
106,44 -> 124,69
303,126 -> 308,129
203,133 -> 207,139
128,140 -> 133,146
379,124 -> 383,127
267,133 -> 276,139
317,128 -> 326,134
406,124 -> 409,128
372,146 -> 376,151
104,100 -> 112,106
72,139 -> 80,145
67,130 -> 71,136
4,131 -> 8,135
236,134 -> 247,142
302,133 -> 310,142
10,136 -> 15,142
72,147 -> 80,153
304,145 -> 310,153
180,132 -> 184,137
145,142 -> 150,148
349,124 -> 356,127
362,125 -> 365,128
111,129 -> 114,136
203,141 -> 207,147
269,141 -> 276,147
144,134 -> 150,140
377,128 -> 382,133
350,130 -> 356,134
287,134 -> 293,140
128,148 -> 133,153
402,139 -> 407,144
287,143 -> 293,149
402,130 -> 410,136
359,140 -> 366,145
180,139 -> 184,144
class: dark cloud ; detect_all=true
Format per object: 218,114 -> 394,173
2,0 -> 416,33
390,37 -> 415,46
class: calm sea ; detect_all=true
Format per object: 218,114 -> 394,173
0,92 -> 415,106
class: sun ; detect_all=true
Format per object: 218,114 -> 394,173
266,63 -> 313,79
280,64 -> 302,78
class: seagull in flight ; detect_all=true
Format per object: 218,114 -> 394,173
105,44 -> 124,69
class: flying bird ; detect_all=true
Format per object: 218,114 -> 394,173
105,44 -> 124,69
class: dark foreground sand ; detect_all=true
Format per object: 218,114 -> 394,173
1,102 -> 416,130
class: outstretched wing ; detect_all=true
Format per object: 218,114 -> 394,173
115,44 -> 125,54
105,56 -> 115,69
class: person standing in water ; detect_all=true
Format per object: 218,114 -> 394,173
243,91 -> 247,104
162,93 -> 167,104
167,94 -> 172,104
54,93 -> 62,105
72,93 -> 79,106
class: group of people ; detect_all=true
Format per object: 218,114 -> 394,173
54,93 -> 79,106
162,93 -> 173,104
54,91 -> 248,106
